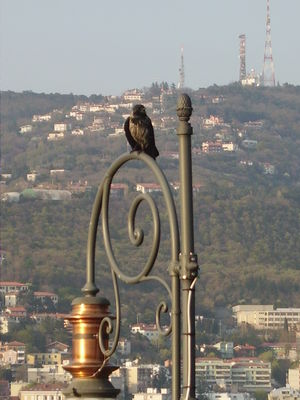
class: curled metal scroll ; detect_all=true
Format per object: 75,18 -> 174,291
82,152 -> 180,358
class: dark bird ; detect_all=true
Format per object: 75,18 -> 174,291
124,104 -> 159,159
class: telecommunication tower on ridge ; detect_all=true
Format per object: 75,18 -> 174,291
178,46 -> 185,90
239,34 -> 246,82
262,0 -> 275,86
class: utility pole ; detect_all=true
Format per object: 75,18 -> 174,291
262,0 -> 275,86
239,34 -> 246,82
178,47 -> 185,90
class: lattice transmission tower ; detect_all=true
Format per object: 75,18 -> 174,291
262,0 -> 275,86
178,46 -> 185,90
239,34 -> 246,82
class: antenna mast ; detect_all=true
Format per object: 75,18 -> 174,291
239,34 -> 246,82
262,0 -> 275,86
178,46 -> 185,90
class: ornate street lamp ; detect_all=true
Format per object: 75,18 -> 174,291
64,94 -> 199,400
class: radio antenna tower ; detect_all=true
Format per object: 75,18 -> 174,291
239,34 -> 246,82
178,46 -> 185,90
262,0 -> 275,86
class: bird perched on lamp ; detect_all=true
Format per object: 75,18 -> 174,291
124,104 -> 159,160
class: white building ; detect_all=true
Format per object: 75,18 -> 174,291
0,313 -> 21,334
241,140 -> 258,149
19,125 -> 33,134
263,163 -> 275,175
27,364 -> 72,383
121,363 -> 167,394
222,142 -> 237,152
131,323 -> 160,342
4,292 -> 18,307
123,89 -> 144,102
232,305 -> 300,330
0,281 -> 29,294
213,342 -> 234,359
19,383 -> 67,400
206,393 -> 253,400
54,123 -> 71,132
203,115 -> 224,128
32,114 -> 51,122
27,172 -> 39,182
71,128 -> 84,136
268,386 -> 300,400
89,104 -> 104,112
133,388 -> 170,400
288,368 -> 300,391
50,169 -> 65,176
47,132 -> 65,141
0,341 -> 26,365
1,173 -> 12,180
136,183 -> 162,194
34,291 -> 58,305
196,357 -> 271,392
241,69 -> 261,87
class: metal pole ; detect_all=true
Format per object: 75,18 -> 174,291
176,94 -> 198,400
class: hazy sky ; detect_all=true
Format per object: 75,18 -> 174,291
1,0 -> 299,96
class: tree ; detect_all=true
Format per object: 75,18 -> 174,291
272,359 -> 290,386
152,368 -> 170,389
0,367 -> 12,382
253,390 -> 268,400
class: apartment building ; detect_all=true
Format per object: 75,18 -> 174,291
27,353 -> 62,366
0,282 -> 29,294
268,387 -> 300,400
34,291 -> 58,305
202,141 -> 223,153
121,364 -> 166,394
19,383 -> 67,400
0,341 -> 26,365
232,305 -> 300,330
196,357 -> 271,392
131,323 -> 160,342
288,367 -> 300,391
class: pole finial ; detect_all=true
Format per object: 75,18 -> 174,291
177,93 -> 193,121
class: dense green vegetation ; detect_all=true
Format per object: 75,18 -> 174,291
1,85 -> 300,323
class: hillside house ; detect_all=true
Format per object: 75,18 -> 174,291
123,89 -> 144,102
222,142 -> 238,152
34,291 -> 58,305
203,115 -> 224,128
0,282 -> 29,294
202,141 -> 223,153
4,292 -> 18,307
19,125 -> 33,134
71,128 -> 84,136
131,323 -> 160,342
0,341 -> 26,365
27,172 -> 39,182
32,114 -> 51,122
47,132 -> 64,141
54,123 -> 71,132
46,341 -> 69,354
110,183 -> 128,198
136,183 -> 162,194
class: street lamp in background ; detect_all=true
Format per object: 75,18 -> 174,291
63,94 -> 199,400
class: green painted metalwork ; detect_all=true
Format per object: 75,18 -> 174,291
80,93 -> 198,400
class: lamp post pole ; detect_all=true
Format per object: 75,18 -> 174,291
177,94 -> 198,400
64,93 -> 199,400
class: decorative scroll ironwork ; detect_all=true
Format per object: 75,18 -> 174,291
82,152 -> 180,359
